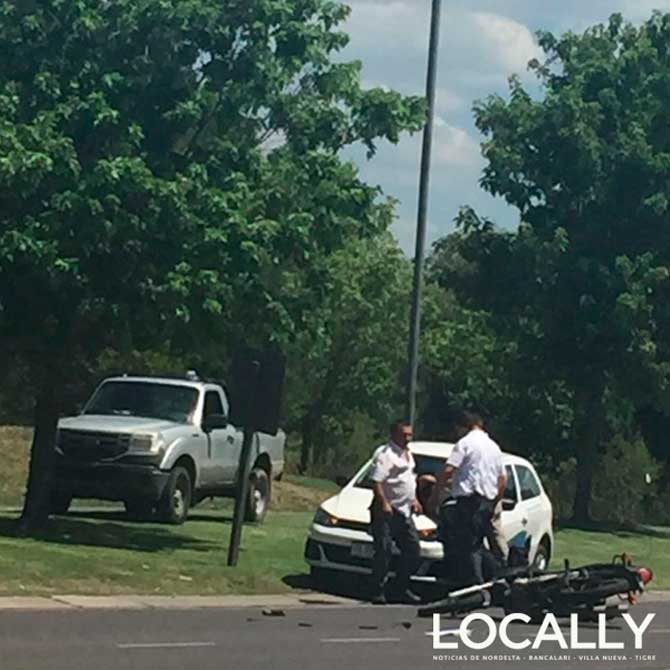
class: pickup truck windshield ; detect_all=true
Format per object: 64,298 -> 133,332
84,382 -> 199,424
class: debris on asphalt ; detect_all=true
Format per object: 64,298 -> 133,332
298,622 -> 313,628
262,608 -> 286,617
358,625 -> 378,630
400,621 -> 412,629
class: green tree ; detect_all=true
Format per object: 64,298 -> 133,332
284,232 -> 411,472
431,13 -> 670,522
0,0 -> 424,530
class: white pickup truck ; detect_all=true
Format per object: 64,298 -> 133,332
51,374 -> 285,524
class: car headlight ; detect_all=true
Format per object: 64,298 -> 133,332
314,508 -> 339,526
129,433 -> 158,452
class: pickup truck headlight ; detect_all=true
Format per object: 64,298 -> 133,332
313,508 -> 339,527
129,433 -> 158,453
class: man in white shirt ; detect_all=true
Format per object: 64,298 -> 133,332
368,419 -> 422,605
436,410 -> 506,585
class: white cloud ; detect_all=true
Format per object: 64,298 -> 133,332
470,12 -> 543,73
337,2 -> 547,253
433,119 -> 482,168
618,0 -> 670,21
437,86 -> 469,113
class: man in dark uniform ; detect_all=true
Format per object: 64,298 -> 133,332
435,410 -> 507,585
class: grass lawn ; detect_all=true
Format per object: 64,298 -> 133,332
551,526 -> 670,589
1,425 -> 667,595
0,509 -> 315,596
0,508 -> 667,596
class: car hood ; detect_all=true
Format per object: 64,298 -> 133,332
58,415 -> 186,434
320,487 -> 436,531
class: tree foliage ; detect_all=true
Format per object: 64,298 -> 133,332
429,13 -> 670,522
0,0 -> 424,528
284,232 -> 411,471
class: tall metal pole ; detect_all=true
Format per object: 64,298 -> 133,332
407,0 -> 442,425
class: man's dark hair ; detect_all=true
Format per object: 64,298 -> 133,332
389,418 -> 411,435
454,409 -> 485,430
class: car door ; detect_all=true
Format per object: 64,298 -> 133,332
200,390 -> 233,488
514,463 -> 545,548
500,464 -> 528,552
220,423 -> 243,485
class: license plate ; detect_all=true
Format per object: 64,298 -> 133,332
351,542 -> 374,559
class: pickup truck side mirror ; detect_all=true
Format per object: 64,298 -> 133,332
203,413 -> 228,433
335,475 -> 350,488
501,497 -> 517,512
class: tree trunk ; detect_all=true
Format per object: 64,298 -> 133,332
18,372 -> 59,533
300,413 -> 315,474
572,437 -> 597,525
570,390 -> 604,526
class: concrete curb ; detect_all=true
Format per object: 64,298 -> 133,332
0,591 -> 668,611
0,593 -> 363,611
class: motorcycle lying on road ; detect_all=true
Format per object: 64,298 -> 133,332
418,552 -> 654,622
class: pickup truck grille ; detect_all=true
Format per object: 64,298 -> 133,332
57,430 -> 130,462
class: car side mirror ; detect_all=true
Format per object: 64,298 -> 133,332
203,413 -> 228,433
502,497 -> 517,512
335,475 -> 349,488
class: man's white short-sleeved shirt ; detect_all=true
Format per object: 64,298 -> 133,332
447,428 -> 504,500
369,442 -> 416,517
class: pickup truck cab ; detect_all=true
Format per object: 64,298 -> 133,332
52,374 -> 285,524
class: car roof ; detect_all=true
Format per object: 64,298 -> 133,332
409,441 -> 455,458
408,440 -> 531,467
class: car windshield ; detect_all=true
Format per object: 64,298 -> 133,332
353,454 -> 446,489
84,381 -> 199,424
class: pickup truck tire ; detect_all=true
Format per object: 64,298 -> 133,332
158,466 -> 192,525
50,492 -> 72,515
245,468 -> 270,523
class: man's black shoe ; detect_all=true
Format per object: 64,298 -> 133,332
371,592 -> 387,605
400,589 -> 422,605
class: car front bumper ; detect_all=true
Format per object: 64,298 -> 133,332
304,523 -> 444,582
53,460 -> 170,502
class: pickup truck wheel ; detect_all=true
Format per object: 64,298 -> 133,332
50,492 -> 72,515
244,468 -> 270,523
124,499 -> 155,521
158,466 -> 192,525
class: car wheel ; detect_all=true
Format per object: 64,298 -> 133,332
532,540 -> 550,571
244,468 -> 270,523
124,498 -> 155,521
50,491 -> 72,515
158,466 -> 192,525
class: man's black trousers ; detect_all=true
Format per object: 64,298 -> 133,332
370,507 -> 420,594
448,494 -> 498,585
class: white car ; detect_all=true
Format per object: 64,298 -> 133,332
304,441 -> 554,584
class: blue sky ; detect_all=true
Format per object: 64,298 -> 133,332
339,0 -> 670,253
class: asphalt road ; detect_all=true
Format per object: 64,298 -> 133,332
1,600 -> 669,670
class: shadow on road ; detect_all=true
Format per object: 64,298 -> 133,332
0,513 -> 219,553
282,572 -> 368,600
